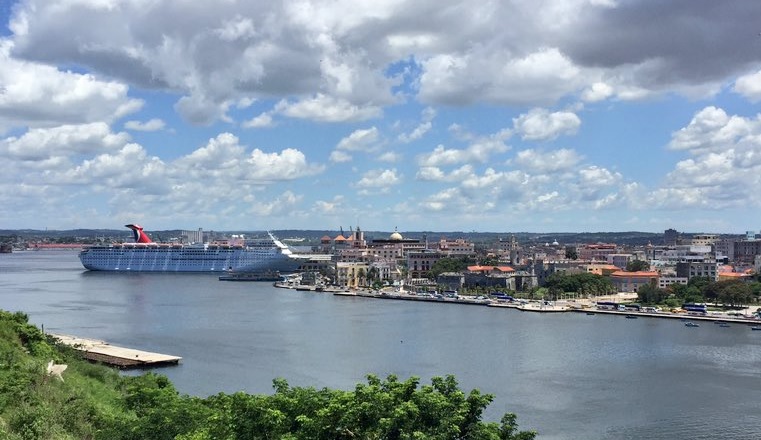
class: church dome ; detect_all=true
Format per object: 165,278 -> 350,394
390,231 -> 403,241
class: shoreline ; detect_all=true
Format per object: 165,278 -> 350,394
275,283 -> 761,326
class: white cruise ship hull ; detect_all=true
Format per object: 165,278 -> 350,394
79,245 -> 306,273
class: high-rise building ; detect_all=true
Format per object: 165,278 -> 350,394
664,228 -> 679,246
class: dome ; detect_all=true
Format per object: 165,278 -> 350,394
390,231 -> 403,241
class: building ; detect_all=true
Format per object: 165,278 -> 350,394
664,228 -> 679,246
369,230 -> 426,257
436,272 -> 465,291
495,235 -> 522,264
586,263 -> 620,276
690,234 -> 718,247
607,253 -> 634,270
675,261 -> 718,282
734,239 -> 761,265
183,228 -> 204,244
714,238 -> 735,261
335,261 -> 370,288
658,275 -> 688,289
578,244 -> 618,261
610,271 -> 659,293
407,251 -> 444,279
438,238 -> 475,256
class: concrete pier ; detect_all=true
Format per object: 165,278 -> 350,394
51,334 -> 181,368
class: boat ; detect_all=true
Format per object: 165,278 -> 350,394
586,312 -> 596,316
218,270 -> 282,281
751,326 -> 761,331
625,315 -> 638,319
719,323 -> 730,328
685,322 -> 699,327
79,224 -> 319,273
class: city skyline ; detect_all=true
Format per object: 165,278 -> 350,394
1,1 -> 761,233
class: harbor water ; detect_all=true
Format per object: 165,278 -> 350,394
1,251 -> 760,439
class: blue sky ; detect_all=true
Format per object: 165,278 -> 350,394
1,0 -> 761,234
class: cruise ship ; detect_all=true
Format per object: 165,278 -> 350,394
78,224 -> 313,273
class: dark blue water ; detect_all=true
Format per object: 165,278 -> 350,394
2,251 -> 760,439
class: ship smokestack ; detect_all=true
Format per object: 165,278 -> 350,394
125,224 -> 153,243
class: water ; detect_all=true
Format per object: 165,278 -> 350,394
2,251 -> 760,439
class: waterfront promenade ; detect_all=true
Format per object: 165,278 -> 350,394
275,282 -> 761,326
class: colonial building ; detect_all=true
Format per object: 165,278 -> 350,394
438,238 -> 475,256
335,261 -> 369,288
578,243 -> 618,261
610,271 -> 659,293
407,251 -> 443,279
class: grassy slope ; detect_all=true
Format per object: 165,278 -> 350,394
0,310 -> 136,439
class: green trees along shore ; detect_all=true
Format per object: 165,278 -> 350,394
0,310 -> 536,440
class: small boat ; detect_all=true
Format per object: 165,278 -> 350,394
751,326 -> 761,331
625,315 -> 638,319
586,312 -> 596,316
719,323 -> 730,328
685,322 -> 699,327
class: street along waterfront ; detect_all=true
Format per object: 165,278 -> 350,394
2,251 -> 760,440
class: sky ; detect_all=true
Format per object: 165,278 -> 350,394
1,0 -> 761,234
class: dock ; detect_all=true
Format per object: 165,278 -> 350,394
51,334 -> 181,368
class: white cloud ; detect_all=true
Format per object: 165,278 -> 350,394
398,107 -> 436,143
2,122 -> 130,160
416,166 -> 446,181
377,151 -> 401,162
275,94 -> 382,123
651,106 -> 761,209
60,143 -> 168,191
419,47 -> 583,106
124,118 -> 165,132
242,112 -> 274,128
512,108 -> 581,141
0,40 -> 142,133
247,191 -> 302,216
329,150 -> 353,163
313,195 -> 345,214
175,132 -> 325,182
336,127 -> 381,151
582,82 -> 614,102
514,148 -> 582,173
418,130 -> 509,167
668,106 -> 751,153
733,69 -> 761,102
420,188 -> 462,212
355,168 -> 401,188
578,166 -> 621,187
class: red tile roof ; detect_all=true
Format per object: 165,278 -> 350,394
610,271 -> 659,278
467,265 -> 515,273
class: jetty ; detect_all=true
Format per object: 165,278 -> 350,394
50,334 -> 181,368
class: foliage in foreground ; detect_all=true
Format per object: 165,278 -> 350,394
0,310 -> 536,440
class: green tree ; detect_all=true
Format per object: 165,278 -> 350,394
565,246 -> 578,260
429,257 -> 469,279
356,268 -> 366,287
625,259 -> 650,272
637,284 -> 667,304
715,280 -> 753,307
544,273 -> 614,297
